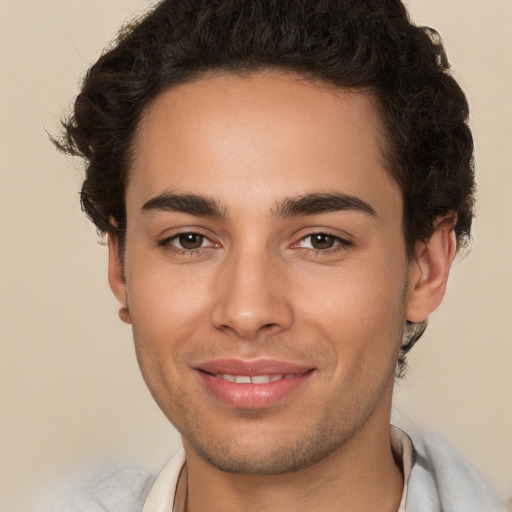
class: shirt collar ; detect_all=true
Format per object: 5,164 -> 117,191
390,425 -> 415,511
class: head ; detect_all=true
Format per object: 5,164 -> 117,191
56,0 -> 474,474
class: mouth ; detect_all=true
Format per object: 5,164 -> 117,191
195,359 -> 315,409
207,372 -> 308,384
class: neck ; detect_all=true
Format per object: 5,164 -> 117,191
182,416 -> 403,512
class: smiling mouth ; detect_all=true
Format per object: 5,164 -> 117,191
197,366 -> 314,409
207,372 -> 307,384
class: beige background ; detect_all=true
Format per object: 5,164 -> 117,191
1,0 -> 511,509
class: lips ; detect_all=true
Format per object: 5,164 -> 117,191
195,359 -> 314,409
214,373 -> 299,384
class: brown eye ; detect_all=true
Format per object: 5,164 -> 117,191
296,233 -> 350,252
177,233 -> 205,250
309,234 -> 337,250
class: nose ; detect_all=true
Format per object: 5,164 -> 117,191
211,248 -> 294,340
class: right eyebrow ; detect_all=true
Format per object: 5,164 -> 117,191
141,193 -> 226,218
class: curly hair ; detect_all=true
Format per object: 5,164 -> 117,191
55,0 -> 475,369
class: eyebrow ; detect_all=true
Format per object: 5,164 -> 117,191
141,193 -> 225,218
273,193 -> 376,219
140,192 -> 376,219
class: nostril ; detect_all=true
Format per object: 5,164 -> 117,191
210,287 -> 294,338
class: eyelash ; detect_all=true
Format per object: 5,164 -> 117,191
159,231 -> 217,256
158,231 -> 352,256
294,232 -> 352,255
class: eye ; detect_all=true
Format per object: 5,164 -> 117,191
297,233 -> 348,251
167,232 -> 214,250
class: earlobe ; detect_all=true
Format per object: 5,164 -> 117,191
107,234 -> 132,324
406,217 -> 457,323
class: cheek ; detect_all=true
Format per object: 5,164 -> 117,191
293,251 -> 407,366
298,258 -> 406,328
125,257 -> 214,405
127,257 -> 214,335
124,255 -> 218,399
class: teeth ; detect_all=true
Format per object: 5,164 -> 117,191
251,375 -> 271,384
215,373 -> 290,384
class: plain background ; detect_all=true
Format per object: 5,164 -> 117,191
1,0 -> 511,509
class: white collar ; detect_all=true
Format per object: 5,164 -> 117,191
391,426 -> 415,511
142,449 -> 185,512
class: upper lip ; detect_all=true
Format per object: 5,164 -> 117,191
197,358 -> 314,376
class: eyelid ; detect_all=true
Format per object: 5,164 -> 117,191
298,234 -> 347,248
157,227 -> 353,254
158,228 -> 221,251
168,233 -> 216,249
291,226 -> 353,244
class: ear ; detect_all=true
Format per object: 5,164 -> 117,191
406,217 -> 457,323
107,234 -> 132,324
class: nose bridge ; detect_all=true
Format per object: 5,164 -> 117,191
211,241 -> 293,338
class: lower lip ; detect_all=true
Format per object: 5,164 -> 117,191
197,371 -> 313,409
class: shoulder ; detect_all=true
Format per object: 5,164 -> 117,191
405,428 -> 505,512
33,458 -> 157,512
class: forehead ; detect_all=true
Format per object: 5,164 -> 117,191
128,71 -> 399,218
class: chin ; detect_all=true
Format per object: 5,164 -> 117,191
182,417 -> 361,476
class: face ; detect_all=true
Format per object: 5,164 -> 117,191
111,72 -> 421,474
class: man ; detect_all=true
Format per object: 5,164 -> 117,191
50,0 -> 506,510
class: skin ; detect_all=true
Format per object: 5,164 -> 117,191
108,71 -> 456,512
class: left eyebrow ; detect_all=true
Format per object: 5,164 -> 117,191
273,193 -> 377,219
